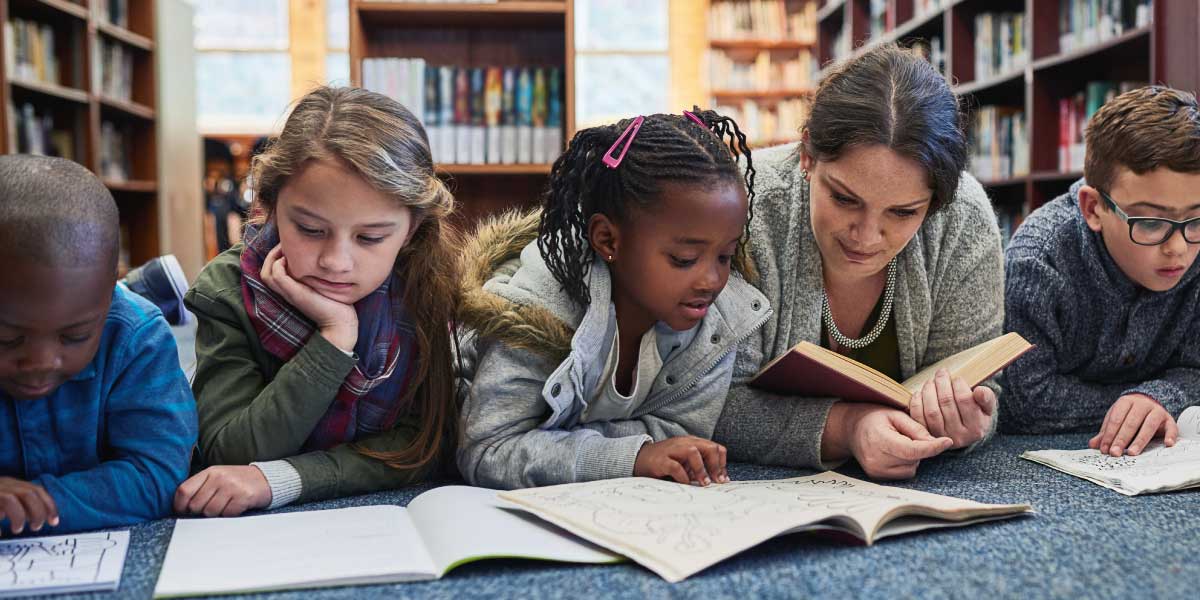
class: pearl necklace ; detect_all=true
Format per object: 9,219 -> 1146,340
822,257 -> 898,350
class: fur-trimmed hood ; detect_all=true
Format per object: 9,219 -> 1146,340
457,209 -> 763,363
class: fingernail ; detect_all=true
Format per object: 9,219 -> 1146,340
31,523 -> 41,532
704,477 -> 712,485
12,526 -> 21,534
1129,446 -> 1139,454
49,517 -> 59,526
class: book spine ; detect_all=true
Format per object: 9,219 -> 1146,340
516,67 -> 533,164
501,67 -> 517,165
469,67 -> 485,165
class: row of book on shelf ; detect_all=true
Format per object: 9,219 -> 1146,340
995,203 -> 1031,250
5,101 -> 134,183
4,18 -> 61,86
969,106 -> 1028,183
1059,80 -> 1143,172
361,58 -> 563,166
1059,0 -> 1153,53
708,0 -> 816,42
975,11 -> 1027,81
714,98 -> 806,149
709,48 -> 813,92
95,37 -> 135,102
98,0 -> 132,29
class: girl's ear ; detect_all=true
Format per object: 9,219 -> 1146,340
587,213 -> 620,262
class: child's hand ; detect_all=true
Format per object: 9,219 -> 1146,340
174,466 -> 272,518
1089,393 -> 1178,457
634,436 -> 729,486
260,245 -> 359,352
0,477 -> 59,535
848,405 -> 953,479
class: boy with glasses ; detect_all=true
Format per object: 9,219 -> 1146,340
1002,86 -> 1200,456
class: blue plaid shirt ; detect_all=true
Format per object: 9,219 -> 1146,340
1,285 -> 197,533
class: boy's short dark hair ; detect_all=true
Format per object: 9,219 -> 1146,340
0,155 -> 119,272
1085,85 -> 1200,193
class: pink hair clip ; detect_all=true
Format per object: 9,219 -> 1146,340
684,110 -> 705,127
602,116 -> 644,169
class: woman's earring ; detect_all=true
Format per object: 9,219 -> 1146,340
607,255 -> 614,262
801,168 -> 810,182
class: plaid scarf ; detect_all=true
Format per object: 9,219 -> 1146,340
240,223 -> 418,451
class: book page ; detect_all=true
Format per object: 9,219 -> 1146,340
406,486 -> 620,576
1021,406 -> 1200,496
0,531 -> 128,598
500,472 -> 1030,582
900,333 -> 1029,395
153,506 -> 438,598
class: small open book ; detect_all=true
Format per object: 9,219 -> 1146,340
153,486 -> 619,597
1021,406 -> 1200,496
500,472 -> 1033,582
750,332 -> 1033,409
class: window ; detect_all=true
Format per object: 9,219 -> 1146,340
574,0 -> 669,128
193,0 -> 291,134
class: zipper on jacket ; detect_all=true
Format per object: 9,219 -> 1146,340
640,307 -> 774,415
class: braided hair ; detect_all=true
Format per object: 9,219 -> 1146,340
538,108 -> 756,307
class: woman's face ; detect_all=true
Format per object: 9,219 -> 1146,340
806,144 -> 933,281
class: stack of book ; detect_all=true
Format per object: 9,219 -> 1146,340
99,120 -> 132,182
98,0 -> 130,28
4,18 -> 60,85
714,98 -> 806,148
361,58 -> 564,166
969,105 -> 1028,183
708,0 -> 816,42
710,49 -> 812,91
974,12 -> 1028,80
6,101 -> 75,160
1058,81 -> 1142,172
96,37 -> 134,102
1058,0 -> 1153,53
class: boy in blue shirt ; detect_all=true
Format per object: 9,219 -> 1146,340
1003,86 -> 1200,456
0,155 -> 197,535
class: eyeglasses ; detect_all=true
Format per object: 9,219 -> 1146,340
1097,189 -> 1200,246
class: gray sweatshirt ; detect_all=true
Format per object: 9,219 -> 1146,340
1000,179 -> 1200,433
455,211 -> 772,489
713,144 -> 1006,469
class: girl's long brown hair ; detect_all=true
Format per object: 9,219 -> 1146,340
250,86 -> 460,472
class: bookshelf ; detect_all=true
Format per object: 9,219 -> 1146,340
707,0 -> 818,148
349,0 -> 575,229
1,0 -> 171,273
816,0 -> 1200,244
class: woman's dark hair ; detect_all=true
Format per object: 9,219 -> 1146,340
803,44 -> 967,213
538,108 -> 755,307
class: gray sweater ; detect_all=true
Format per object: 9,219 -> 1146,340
713,144 -> 1006,469
1000,179 -> 1200,433
456,211 -> 772,489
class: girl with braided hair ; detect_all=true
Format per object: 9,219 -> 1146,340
456,109 -> 770,489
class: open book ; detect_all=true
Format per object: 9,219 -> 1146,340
750,332 -> 1033,409
0,531 -> 128,598
153,486 -> 619,597
499,471 -> 1033,582
1021,406 -> 1200,496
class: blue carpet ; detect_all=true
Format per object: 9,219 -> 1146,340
46,434 -> 1199,599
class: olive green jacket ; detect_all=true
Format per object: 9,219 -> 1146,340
184,247 -> 437,504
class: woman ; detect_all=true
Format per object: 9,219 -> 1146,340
715,44 -> 1004,479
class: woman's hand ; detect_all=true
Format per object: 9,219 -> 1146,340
259,245 -> 358,352
825,403 -> 953,479
909,369 -> 996,449
174,466 -> 273,518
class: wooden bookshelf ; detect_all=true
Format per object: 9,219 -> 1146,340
817,0 -> 1200,238
707,0 -> 818,148
1,0 -> 171,271
349,0 -> 574,229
